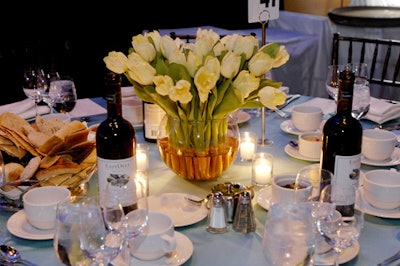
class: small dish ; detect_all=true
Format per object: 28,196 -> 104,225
280,120 -> 324,136
111,231 -> 193,266
147,193 -> 208,227
256,186 -> 273,211
314,240 -> 360,265
284,144 -> 320,162
7,210 -> 54,240
361,147 -> 400,166
235,110 -> 251,124
356,187 -> 400,219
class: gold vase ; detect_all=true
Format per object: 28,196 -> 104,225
157,115 -> 239,181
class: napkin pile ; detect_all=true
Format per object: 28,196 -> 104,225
0,99 -> 50,120
287,97 -> 400,124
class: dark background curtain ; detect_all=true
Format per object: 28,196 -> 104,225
0,0 -> 283,105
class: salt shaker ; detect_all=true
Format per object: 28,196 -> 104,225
233,190 -> 256,233
206,192 -> 228,234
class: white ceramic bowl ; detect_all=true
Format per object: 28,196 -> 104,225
362,129 -> 397,161
271,173 -> 313,204
363,169 -> 400,210
298,132 -> 323,159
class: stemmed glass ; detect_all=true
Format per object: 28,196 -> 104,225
78,196 -> 124,266
315,184 -> 364,266
22,67 -> 48,117
325,63 -> 370,120
103,175 -> 148,266
49,78 -> 78,115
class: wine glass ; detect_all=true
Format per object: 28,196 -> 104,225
103,175 -> 148,266
325,63 -> 370,120
49,78 -> 78,115
316,184 -> 364,266
41,69 -> 61,113
78,196 -> 124,266
22,67 -> 48,117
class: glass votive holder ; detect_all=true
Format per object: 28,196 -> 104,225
136,143 -> 149,172
252,152 -> 273,187
239,131 -> 258,162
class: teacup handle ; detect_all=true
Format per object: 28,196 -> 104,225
161,234 -> 177,253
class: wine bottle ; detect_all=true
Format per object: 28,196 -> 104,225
96,71 -> 137,208
320,69 -> 362,217
142,101 -> 166,143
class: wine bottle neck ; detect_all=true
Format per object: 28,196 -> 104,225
336,70 -> 355,115
104,72 -> 123,117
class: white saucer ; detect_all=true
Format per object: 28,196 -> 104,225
284,144 -> 320,162
355,187 -> 400,219
147,193 -> 208,227
256,186 -> 273,211
314,240 -> 360,265
361,147 -> 400,166
280,120 -> 324,136
111,231 -> 193,266
7,210 -> 54,240
235,110 -> 251,124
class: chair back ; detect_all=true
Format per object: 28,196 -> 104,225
331,32 -> 400,88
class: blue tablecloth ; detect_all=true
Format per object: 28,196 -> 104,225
1,96 -> 400,265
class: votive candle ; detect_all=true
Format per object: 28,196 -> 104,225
252,152 -> 273,186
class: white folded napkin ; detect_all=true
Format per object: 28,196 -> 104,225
287,97 -> 336,115
121,86 -> 135,97
69,98 -> 107,118
0,99 -> 50,120
363,97 -> 400,124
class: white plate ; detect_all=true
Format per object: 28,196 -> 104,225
314,240 -> 360,265
111,231 -> 193,266
284,144 -> 320,162
147,193 -> 208,227
7,210 -> 54,240
361,147 -> 400,166
356,187 -> 400,219
256,186 -> 273,210
235,110 -> 251,124
280,120 -> 324,136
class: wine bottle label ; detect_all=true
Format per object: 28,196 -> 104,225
332,154 -> 361,206
144,103 -> 166,140
97,156 -> 136,206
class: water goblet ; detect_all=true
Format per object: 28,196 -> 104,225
22,67 -> 48,117
49,78 -> 78,115
316,184 -> 364,266
78,196 -> 124,266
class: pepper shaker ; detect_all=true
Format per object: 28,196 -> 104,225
206,192 -> 228,234
233,190 -> 256,233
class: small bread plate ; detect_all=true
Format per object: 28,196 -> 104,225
235,110 -> 251,124
147,193 -> 208,227
361,147 -> 400,166
256,186 -> 273,211
7,210 -> 54,240
280,120 -> 325,136
314,241 -> 360,265
111,231 -> 193,266
284,144 -> 320,162
355,187 -> 400,219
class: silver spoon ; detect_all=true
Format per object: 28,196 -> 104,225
0,244 -> 38,266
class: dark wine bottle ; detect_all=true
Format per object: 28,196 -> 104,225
142,101 -> 166,143
96,71 -> 137,207
320,69 -> 362,217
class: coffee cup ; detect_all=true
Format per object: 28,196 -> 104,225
291,106 -> 323,132
362,128 -> 397,161
130,211 -> 177,261
271,174 -> 313,204
23,186 -> 71,230
122,96 -> 143,125
298,132 -> 323,159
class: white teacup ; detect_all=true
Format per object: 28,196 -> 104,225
298,132 -> 323,159
130,211 -> 177,261
23,186 -> 71,230
122,96 -> 143,125
271,174 -> 313,204
363,169 -> 400,210
291,106 -> 323,132
362,128 -> 397,161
